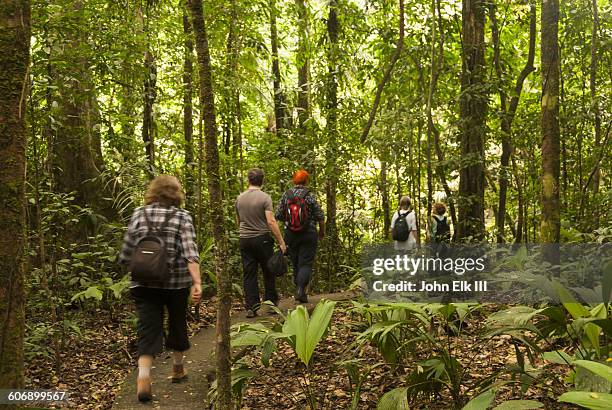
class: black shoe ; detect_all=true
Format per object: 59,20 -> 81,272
295,287 -> 308,303
246,309 -> 257,318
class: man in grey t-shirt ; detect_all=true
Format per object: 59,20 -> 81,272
235,168 -> 286,317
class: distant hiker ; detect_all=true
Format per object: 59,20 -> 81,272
276,169 -> 325,303
236,168 -> 287,318
118,175 -> 201,402
391,196 -> 417,251
430,202 -> 451,257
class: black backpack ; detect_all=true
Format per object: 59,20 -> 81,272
129,207 -> 178,283
392,211 -> 412,241
434,216 -> 450,242
285,189 -> 310,232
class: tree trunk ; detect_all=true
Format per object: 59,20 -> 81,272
426,0 -> 458,237
325,0 -> 339,290
540,0 -> 561,261
490,1 -> 536,243
270,0 -> 287,132
51,0 -> 116,218
381,161 -> 391,239
588,0 -> 601,228
457,0 -> 487,240
183,11 -> 194,212
294,0 -> 311,162
0,0 -> 29,390
142,3 -> 156,178
188,0 -> 232,408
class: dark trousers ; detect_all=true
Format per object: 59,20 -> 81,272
285,228 -> 318,289
239,233 -> 276,310
130,286 -> 190,357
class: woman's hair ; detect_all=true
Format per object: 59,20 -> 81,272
399,196 -> 411,210
292,169 -> 310,185
145,175 -> 185,207
248,168 -> 264,186
433,202 -> 446,215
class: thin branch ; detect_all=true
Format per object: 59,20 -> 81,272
360,0 -> 404,144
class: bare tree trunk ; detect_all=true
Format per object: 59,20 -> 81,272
360,0 -> 404,144
183,11 -> 194,212
457,0 -> 487,240
142,1 -> 156,178
588,0 -> 601,229
490,1 -> 536,243
426,0 -> 457,237
188,0 -> 231,408
381,161 -> 391,239
295,0 -> 310,133
270,0 -> 287,132
0,0 -> 29,390
540,0 -> 561,263
325,0 -> 339,290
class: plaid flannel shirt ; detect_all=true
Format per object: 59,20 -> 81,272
275,185 -> 325,229
118,203 -> 199,289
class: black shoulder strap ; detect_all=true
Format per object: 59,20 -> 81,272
143,206 -> 178,234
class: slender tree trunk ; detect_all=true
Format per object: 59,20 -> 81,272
589,0 -> 601,228
142,1 -> 156,178
540,0 -> 561,262
188,0 -> 231,408
426,0 -> 458,237
270,0 -> 287,132
183,11 -> 194,212
294,0 -> 311,161
457,0 -> 487,240
381,161 -> 391,239
0,0 -> 29,390
490,1 -> 536,243
325,0 -> 339,289
360,0 -> 404,143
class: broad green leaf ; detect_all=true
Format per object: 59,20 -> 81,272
573,360 -> 612,382
462,389 -> 495,410
493,400 -> 543,409
377,387 -> 409,410
542,350 -> 574,365
558,391 -> 612,410
552,280 -> 589,319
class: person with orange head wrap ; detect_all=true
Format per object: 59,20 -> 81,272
275,169 -> 325,303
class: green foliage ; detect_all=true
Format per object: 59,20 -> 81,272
557,391 -> 612,410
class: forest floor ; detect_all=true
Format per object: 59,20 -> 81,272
25,291 -> 573,409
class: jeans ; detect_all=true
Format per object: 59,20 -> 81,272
130,286 -> 190,357
285,228 -> 318,289
239,233 -> 277,310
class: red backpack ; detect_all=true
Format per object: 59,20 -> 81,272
285,189 -> 309,232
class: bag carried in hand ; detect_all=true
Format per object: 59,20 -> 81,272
285,189 -> 309,232
129,207 -> 178,283
267,249 -> 288,277
392,210 -> 412,242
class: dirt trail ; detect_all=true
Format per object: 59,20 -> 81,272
111,291 -> 356,409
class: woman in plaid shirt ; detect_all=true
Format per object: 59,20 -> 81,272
118,175 -> 201,402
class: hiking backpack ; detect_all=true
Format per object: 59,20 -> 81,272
129,207 -> 178,283
392,211 -> 411,242
285,189 -> 310,232
434,216 -> 450,242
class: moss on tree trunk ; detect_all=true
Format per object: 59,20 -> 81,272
457,0 -> 487,240
0,0 -> 29,391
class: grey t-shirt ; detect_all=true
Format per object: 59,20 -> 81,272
235,188 -> 273,238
